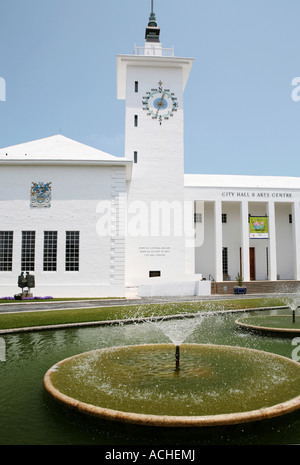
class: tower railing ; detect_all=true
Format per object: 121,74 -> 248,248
133,45 -> 174,57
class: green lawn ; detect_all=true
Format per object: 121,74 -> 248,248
0,297 -> 288,332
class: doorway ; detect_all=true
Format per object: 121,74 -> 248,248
240,247 -> 256,281
249,247 -> 255,280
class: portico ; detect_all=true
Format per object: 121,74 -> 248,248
185,174 -> 300,287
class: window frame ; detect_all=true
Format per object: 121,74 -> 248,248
65,231 -> 80,272
21,231 -> 36,272
0,231 -> 13,271
43,231 -> 58,272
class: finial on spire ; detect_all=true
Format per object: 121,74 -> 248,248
148,0 -> 157,27
145,0 -> 160,42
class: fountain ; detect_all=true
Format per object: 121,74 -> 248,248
44,313 -> 300,427
153,315 -> 203,371
236,295 -> 300,337
284,295 -> 300,324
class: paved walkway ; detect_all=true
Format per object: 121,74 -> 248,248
0,293 -> 292,314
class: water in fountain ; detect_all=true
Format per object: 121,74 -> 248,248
116,311 -> 205,371
151,313 -> 204,370
154,314 -> 203,346
45,341 -> 300,424
283,294 -> 300,323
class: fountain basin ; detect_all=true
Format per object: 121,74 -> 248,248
236,315 -> 300,336
44,343 -> 300,427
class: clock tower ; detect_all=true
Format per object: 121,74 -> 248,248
116,3 -> 194,288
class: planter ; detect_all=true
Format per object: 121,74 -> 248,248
234,286 -> 247,295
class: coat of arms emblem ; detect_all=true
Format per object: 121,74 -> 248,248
30,182 -> 52,208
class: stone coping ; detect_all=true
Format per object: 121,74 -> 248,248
43,344 -> 300,428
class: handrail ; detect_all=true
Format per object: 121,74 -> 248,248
133,46 -> 174,57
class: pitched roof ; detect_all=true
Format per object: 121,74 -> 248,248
0,134 -> 123,162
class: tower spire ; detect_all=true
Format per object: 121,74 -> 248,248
148,0 -> 157,27
145,0 -> 160,42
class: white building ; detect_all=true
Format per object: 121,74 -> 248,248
0,8 -> 300,298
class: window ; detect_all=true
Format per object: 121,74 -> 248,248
134,115 -> 138,127
65,231 -> 80,271
194,213 -> 202,223
134,151 -> 138,164
21,231 -> 35,272
289,214 -> 293,224
149,271 -> 161,277
0,231 -> 13,271
43,231 -> 57,271
222,247 -> 228,276
222,213 -> 227,223
135,81 -> 139,93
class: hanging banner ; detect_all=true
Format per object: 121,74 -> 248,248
249,216 -> 269,238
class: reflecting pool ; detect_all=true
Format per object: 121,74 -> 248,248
0,307 -> 300,445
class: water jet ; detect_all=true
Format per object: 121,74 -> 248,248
175,345 -> 180,371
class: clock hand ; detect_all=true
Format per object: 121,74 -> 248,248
156,93 -> 165,115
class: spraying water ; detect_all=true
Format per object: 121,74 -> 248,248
283,295 -> 300,323
152,314 -> 204,370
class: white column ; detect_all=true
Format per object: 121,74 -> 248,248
267,201 -> 277,281
194,200 -> 204,249
240,200 -> 250,282
292,201 -> 300,280
214,200 -> 223,282
184,200 -> 195,275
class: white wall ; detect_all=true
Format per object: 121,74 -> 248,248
0,164 -> 126,297
195,202 -> 215,280
222,202 -> 241,281
124,62 -> 187,285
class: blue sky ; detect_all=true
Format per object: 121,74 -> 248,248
1,0 -> 300,176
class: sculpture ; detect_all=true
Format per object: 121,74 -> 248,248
15,271 -> 35,299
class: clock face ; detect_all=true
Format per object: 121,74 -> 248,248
142,81 -> 178,124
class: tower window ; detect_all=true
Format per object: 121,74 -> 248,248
135,81 -> 139,93
134,151 -> 138,164
134,115 -> 138,127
